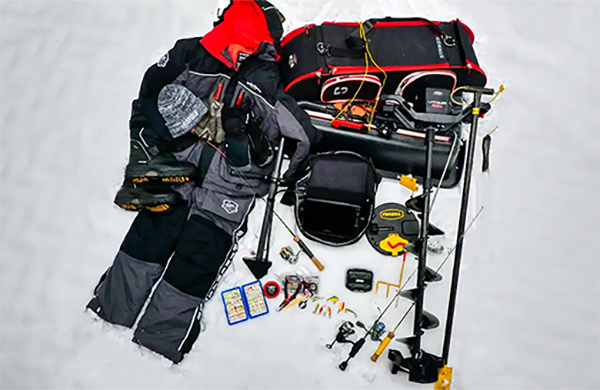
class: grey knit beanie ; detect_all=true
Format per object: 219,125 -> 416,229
157,84 -> 208,139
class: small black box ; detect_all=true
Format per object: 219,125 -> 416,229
345,269 -> 374,292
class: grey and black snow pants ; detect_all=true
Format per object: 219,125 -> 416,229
87,142 -> 269,363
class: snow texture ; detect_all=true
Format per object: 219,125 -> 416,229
1,0 -> 599,389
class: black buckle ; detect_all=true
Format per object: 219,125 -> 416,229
362,19 -> 375,35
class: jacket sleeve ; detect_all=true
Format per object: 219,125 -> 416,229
129,38 -> 198,148
274,92 -> 321,182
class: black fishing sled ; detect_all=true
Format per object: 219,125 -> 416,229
280,17 -> 488,188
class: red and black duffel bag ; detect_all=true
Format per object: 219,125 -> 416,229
279,17 -> 486,101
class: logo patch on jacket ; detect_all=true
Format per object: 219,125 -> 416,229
157,53 -> 169,67
221,199 -> 239,215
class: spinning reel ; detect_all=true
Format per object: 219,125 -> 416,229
325,321 -> 356,349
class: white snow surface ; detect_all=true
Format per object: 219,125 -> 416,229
1,1 -> 599,389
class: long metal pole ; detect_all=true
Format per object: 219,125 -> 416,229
411,126 -> 435,356
441,92 -> 483,364
254,138 -> 285,262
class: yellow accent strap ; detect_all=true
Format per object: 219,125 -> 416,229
399,175 -> 419,192
147,204 -> 170,212
434,365 -> 453,390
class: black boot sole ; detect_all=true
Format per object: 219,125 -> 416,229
125,165 -> 196,184
114,187 -> 180,212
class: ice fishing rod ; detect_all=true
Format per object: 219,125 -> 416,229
337,206 -> 483,371
369,206 -> 484,363
206,139 -> 324,277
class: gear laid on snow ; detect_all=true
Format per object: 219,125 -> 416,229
93,2 -> 503,383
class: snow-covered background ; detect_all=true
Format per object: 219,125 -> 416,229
1,0 -> 598,389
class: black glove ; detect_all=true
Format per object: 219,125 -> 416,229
222,103 -> 273,168
246,117 -> 273,167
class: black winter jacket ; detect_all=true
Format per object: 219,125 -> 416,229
129,37 -> 320,180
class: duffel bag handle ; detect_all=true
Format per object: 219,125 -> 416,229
319,17 -> 458,58
345,17 -> 457,49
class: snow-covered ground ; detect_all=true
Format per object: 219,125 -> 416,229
1,0 -> 598,389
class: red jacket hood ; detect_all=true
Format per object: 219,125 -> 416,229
200,0 -> 283,70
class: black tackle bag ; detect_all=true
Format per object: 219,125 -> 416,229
279,17 -> 486,102
295,152 -> 380,246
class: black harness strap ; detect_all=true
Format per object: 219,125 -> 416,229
195,144 -> 217,186
322,17 -> 457,59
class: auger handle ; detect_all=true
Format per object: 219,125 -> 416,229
460,86 -> 495,95
371,331 -> 395,362
294,236 -> 325,271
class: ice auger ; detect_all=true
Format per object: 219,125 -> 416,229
385,86 -> 497,385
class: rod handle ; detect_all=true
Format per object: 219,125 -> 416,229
294,236 -> 325,271
371,331 -> 394,362
310,256 -> 325,271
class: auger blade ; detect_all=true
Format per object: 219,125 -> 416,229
422,310 -> 440,330
397,336 -> 416,351
405,196 -> 425,213
416,214 -> 446,236
399,288 -> 419,302
404,241 -> 421,256
424,266 -> 443,283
